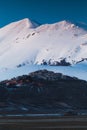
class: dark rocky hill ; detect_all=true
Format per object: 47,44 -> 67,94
0,70 -> 87,115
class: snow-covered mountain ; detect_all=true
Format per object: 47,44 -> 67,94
0,18 -> 87,68
0,18 -> 87,81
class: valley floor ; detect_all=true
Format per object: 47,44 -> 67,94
0,115 -> 87,130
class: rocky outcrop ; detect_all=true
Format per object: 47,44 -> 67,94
29,69 -> 77,81
41,59 -> 71,66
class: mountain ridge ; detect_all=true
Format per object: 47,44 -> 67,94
0,18 -> 87,80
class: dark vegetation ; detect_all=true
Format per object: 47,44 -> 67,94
0,70 -> 87,115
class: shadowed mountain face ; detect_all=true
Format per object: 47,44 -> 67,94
0,70 -> 87,115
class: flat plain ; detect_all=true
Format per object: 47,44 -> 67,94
0,115 -> 87,130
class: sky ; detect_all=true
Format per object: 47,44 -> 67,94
0,0 -> 87,27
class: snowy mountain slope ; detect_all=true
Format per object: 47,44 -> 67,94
35,21 -> 87,65
0,18 -> 87,80
0,18 -> 87,69
0,19 -> 87,68
0,18 -> 40,68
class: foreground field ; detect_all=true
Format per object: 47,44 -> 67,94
0,115 -> 87,130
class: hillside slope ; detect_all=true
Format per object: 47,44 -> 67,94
0,70 -> 87,115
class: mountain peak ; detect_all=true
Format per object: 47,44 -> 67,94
16,18 -> 39,28
57,20 -> 75,29
0,18 -> 87,69
58,20 -> 87,30
59,20 -> 69,24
